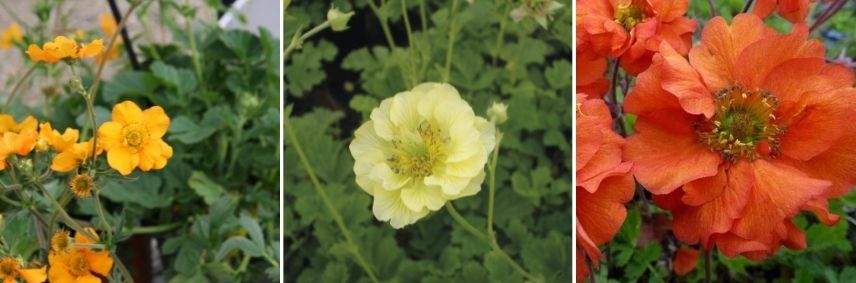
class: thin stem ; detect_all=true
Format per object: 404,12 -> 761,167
401,0 -> 417,87
491,0 -> 512,64
486,134 -> 502,236
284,114 -> 380,283
418,0 -> 428,31
741,0 -> 754,13
33,181 -> 96,241
131,222 -> 182,234
284,21 -> 331,61
94,191 -> 112,239
367,0 -> 396,49
90,2 -> 139,101
445,203 -> 487,240
704,249 -> 711,283
185,20 -> 205,91
3,63 -> 37,112
442,0 -> 461,83
810,0 -> 847,32
112,251 -> 135,283
707,0 -> 718,17
606,60 -> 626,136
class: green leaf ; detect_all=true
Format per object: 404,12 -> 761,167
216,236 -> 262,260
240,213 -> 265,247
100,175 -> 172,209
484,250 -> 523,282
187,171 -> 226,205
150,61 -> 198,95
545,60 -> 571,89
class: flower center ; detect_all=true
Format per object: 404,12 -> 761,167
68,251 -> 89,276
0,257 -> 17,277
122,123 -> 148,149
696,85 -> 783,162
389,121 -> 447,178
614,0 -> 646,31
52,230 -> 72,253
69,173 -> 94,198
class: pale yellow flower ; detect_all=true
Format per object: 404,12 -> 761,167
349,83 -> 496,228
510,0 -> 564,29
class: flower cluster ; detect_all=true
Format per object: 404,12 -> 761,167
575,94 -> 634,280
576,0 -> 854,278
48,228 -> 113,282
26,36 -> 105,63
349,83 -> 496,228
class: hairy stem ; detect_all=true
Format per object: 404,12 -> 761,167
442,0 -> 461,83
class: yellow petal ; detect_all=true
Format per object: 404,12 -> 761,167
97,121 -> 124,150
26,44 -> 46,62
142,106 -> 170,139
78,39 -> 104,58
107,146 -> 139,175
86,251 -> 113,276
18,266 -> 47,283
111,101 -> 143,125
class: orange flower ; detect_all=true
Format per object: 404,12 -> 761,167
752,0 -> 817,23
99,13 -> 121,62
672,248 -> 700,276
575,94 -> 634,280
0,256 -> 46,283
577,0 -> 696,75
624,14 -> 856,260
26,36 -> 104,63
577,45 -> 610,97
0,115 -> 38,171
0,23 -> 22,49
97,101 -> 172,175
38,122 -> 79,153
48,228 -> 113,283
51,139 -> 103,173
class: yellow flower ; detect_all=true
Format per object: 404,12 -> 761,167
98,14 -> 121,62
0,256 -> 46,283
38,122 -> 79,153
51,230 -> 72,253
0,23 -> 22,49
349,83 -> 496,228
97,101 -> 172,175
0,116 -> 38,171
50,139 -> 102,173
26,36 -> 104,63
48,227 -> 113,283
68,173 -> 95,198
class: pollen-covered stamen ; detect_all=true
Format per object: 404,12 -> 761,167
68,251 -> 89,276
122,123 -> 149,150
614,0 -> 647,31
696,85 -> 783,162
389,121 -> 448,178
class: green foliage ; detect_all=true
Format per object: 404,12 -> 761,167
285,0 -> 571,281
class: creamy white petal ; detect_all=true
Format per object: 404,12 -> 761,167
369,163 -> 411,191
371,99 -> 395,140
444,170 -> 486,199
390,91 -> 421,128
373,189 -> 429,229
400,182 -> 446,212
424,173 -> 470,195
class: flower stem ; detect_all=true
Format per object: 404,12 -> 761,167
491,0 -> 512,65
442,0 -> 461,83
2,63 -> 37,112
486,133 -> 502,236
704,250 -> 712,283
112,251 -> 135,283
810,0 -> 847,32
32,180 -> 96,241
284,113 -> 380,283
131,222 -> 182,234
367,0 -> 397,49
185,20 -> 205,91
94,191 -> 112,239
283,21 -> 331,61
418,0 -> 428,31
706,0 -> 718,17
401,0 -> 418,87
606,59 -> 626,136
446,202 -> 540,282
741,0 -> 754,13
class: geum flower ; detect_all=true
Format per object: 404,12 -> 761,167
98,101 -> 172,176
0,23 -> 22,49
99,13 -> 121,62
577,0 -> 696,75
48,228 -> 113,283
0,115 -> 38,171
623,14 -> 856,260
510,0 -> 565,29
349,83 -> 496,229
0,256 -> 46,283
27,36 -> 104,63
752,0 -> 818,24
575,94 -> 634,280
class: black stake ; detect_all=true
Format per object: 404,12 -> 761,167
107,0 -> 141,70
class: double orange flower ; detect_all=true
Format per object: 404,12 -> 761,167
26,36 -> 104,63
624,13 -> 856,259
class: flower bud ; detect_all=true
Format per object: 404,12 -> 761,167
487,102 -> 508,124
327,7 -> 355,32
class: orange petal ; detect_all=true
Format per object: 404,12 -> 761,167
142,106 -> 170,139
688,14 -> 768,92
624,119 -> 720,195
672,248 -> 700,276
86,251 -> 113,276
78,39 -> 104,58
577,172 -> 634,245
733,23 -> 823,90
111,101 -> 143,125
658,42 -> 714,118
107,146 -> 139,175
18,266 -> 47,283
